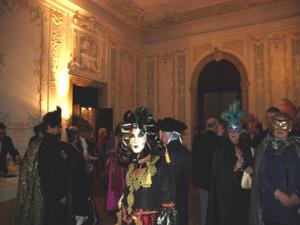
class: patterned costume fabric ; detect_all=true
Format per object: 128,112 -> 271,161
15,138 -> 44,225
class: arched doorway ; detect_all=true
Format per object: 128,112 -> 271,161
191,51 -> 249,132
198,60 -> 241,128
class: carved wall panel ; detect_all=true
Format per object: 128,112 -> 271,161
223,39 -> 244,56
119,49 -> 135,119
136,57 -> 141,105
69,12 -> 107,83
110,46 -> 117,121
253,41 -> 266,118
48,8 -> 65,110
268,34 -> 288,107
193,43 -> 212,63
157,52 -> 174,118
292,37 -> 300,105
177,51 -> 186,122
146,57 -> 155,112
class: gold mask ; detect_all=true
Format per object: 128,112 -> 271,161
272,118 -> 292,132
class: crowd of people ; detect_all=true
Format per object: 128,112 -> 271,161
192,100 -> 300,225
0,97 -> 299,225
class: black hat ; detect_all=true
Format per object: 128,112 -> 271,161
159,117 -> 187,133
0,122 -> 6,129
43,106 -> 62,128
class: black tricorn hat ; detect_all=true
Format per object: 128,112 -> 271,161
159,117 -> 187,133
0,122 -> 6,129
43,106 -> 62,128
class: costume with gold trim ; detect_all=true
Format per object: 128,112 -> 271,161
116,107 -> 176,225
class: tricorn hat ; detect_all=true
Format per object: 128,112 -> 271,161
43,106 -> 62,128
159,117 -> 187,133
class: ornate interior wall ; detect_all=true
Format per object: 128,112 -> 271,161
0,0 -> 299,152
0,0 -> 142,154
144,16 -> 300,147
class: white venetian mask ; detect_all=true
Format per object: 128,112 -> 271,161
129,127 -> 147,153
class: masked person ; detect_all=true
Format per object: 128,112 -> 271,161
158,117 -> 191,225
38,107 -> 68,225
116,107 -> 177,225
15,122 -> 47,225
249,112 -> 300,225
207,101 -> 253,225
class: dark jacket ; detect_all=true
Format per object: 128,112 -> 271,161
38,133 -> 67,201
192,130 -> 223,190
0,135 -> 19,175
249,136 -> 300,225
207,139 -> 253,225
168,140 -> 192,225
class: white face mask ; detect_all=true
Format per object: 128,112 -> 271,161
129,127 -> 147,153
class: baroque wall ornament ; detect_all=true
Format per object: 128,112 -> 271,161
48,8 -> 65,110
223,39 -> 244,56
292,37 -> 300,105
177,51 -> 186,122
193,44 -> 212,63
253,42 -> 265,116
0,53 -> 5,73
136,58 -> 141,105
268,34 -> 288,105
156,52 -> 174,117
101,0 -> 284,30
73,12 -> 97,32
110,47 -> 117,113
146,57 -> 155,111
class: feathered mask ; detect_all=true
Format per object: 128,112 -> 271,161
221,101 -> 245,133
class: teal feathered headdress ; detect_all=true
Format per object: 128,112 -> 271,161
221,100 -> 245,133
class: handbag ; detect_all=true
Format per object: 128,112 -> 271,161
241,170 -> 252,189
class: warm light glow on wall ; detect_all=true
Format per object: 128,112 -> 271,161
55,51 -> 70,119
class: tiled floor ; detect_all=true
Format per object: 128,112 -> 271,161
95,184 -> 201,225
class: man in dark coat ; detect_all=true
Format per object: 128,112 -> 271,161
0,122 -> 20,176
38,107 -> 68,225
159,117 -> 192,225
192,117 -> 224,225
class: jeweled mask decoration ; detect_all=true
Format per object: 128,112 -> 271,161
272,113 -> 293,132
119,107 -> 164,164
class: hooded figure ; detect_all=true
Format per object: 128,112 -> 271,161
38,106 -> 68,225
207,101 -> 253,225
116,107 -> 177,225
159,117 -> 191,225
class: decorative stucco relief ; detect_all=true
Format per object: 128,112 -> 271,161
157,52 -> 174,118
223,39 -> 244,56
136,58 -> 141,105
268,34 -> 288,107
292,37 -> 300,105
72,12 -> 97,32
110,47 -> 117,112
119,49 -> 135,117
177,50 -> 186,122
146,56 -> 155,112
70,12 -> 106,80
193,44 -> 212,63
49,8 -> 64,110
0,53 -> 5,73
253,42 -> 265,117
101,0 -> 285,30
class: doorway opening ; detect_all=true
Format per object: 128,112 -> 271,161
70,77 -> 112,139
197,59 -> 241,128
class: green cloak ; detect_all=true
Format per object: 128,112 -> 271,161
15,138 -> 44,225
